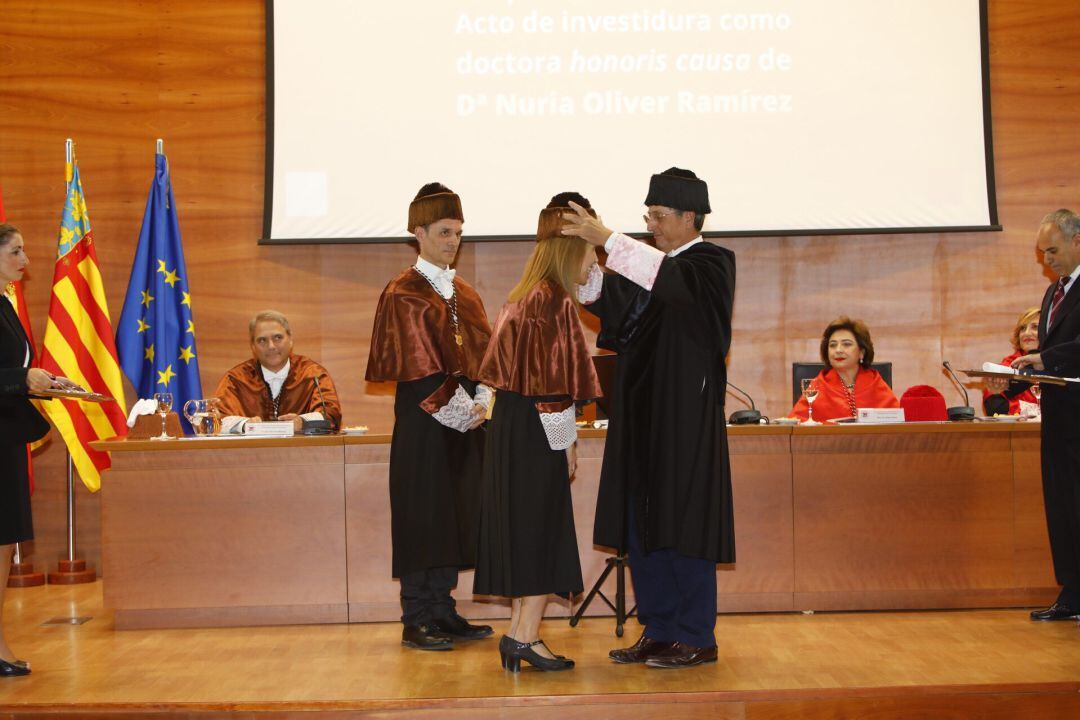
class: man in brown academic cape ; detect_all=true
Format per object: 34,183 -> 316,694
214,310 -> 342,433
366,183 -> 494,651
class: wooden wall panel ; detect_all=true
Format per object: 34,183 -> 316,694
1,0 -> 1076,573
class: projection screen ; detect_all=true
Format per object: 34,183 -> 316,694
264,0 -> 998,243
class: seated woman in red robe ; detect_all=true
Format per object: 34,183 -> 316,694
789,316 -> 900,422
983,307 -> 1040,416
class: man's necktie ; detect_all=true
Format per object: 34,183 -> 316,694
1049,277 -> 1068,328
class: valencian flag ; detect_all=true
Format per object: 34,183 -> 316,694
0,185 -> 44,494
39,142 -> 128,492
117,148 -> 202,432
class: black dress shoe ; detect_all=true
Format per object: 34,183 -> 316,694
609,633 -> 677,664
0,659 -> 30,677
428,614 -> 494,640
401,624 -> 454,651
644,642 -> 718,669
1030,603 -> 1080,621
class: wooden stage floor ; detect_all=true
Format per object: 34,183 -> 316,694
1,582 -> 1079,719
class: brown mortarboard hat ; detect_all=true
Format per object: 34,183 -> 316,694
537,191 -> 597,242
408,182 -> 464,233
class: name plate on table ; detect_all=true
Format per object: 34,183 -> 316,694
857,408 -> 906,424
244,421 -> 295,437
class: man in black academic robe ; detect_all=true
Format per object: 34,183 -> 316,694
366,184 -> 494,651
1011,209 -> 1080,622
563,167 -> 736,669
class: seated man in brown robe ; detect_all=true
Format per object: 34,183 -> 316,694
214,310 -> 342,433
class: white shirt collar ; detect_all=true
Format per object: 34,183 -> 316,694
415,256 -> 451,278
414,256 -> 455,299
668,236 -> 704,257
261,358 -> 291,386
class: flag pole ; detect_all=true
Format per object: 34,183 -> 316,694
47,451 -> 96,584
156,138 -> 163,154
47,138 -> 95,584
41,135 -> 125,580
66,452 -> 75,562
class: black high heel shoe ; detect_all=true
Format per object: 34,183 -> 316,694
0,659 -> 30,677
499,636 -> 574,672
499,635 -> 566,661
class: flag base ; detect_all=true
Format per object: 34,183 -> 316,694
7,561 -> 46,588
48,559 -> 96,585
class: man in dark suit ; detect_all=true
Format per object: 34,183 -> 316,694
1012,209 -> 1080,621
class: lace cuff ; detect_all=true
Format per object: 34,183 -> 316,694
429,385 -> 479,433
577,263 -> 603,304
536,401 -> 577,450
221,415 -> 247,435
605,232 -> 664,291
473,383 -> 493,412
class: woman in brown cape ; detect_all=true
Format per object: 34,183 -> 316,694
474,193 -> 603,672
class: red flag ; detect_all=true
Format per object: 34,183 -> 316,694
0,185 -> 38,494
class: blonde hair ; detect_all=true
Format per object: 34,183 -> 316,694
508,235 -> 588,304
1010,306 -> 1040,351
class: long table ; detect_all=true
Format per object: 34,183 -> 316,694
92,422 -> 1056,629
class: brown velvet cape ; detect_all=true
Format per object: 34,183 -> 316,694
213,354 -> 342,428
480,279 -> 602,410
366,268 -> 491,386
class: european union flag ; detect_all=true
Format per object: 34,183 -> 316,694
117,150 -> 202,433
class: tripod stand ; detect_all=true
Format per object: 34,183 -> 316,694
569,552 -> 637,637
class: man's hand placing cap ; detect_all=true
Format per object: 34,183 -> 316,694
561,201 -> 612,247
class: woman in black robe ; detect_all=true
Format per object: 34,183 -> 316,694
474,193 -> 603,672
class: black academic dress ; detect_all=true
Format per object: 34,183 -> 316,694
473,279 -> 602,598
586,242 -> 737,564
472,389 -> 583,598
388,373 -> 485,578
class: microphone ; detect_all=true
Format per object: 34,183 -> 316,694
301,376 -> 334,434
727,381 -> 763,425
941,361 -> 976,421
314,375 -> 328,412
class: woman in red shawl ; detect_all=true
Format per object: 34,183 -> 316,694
983,307 -> 1040,415
474,193 -> 603,672
790,316 -> 899,422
